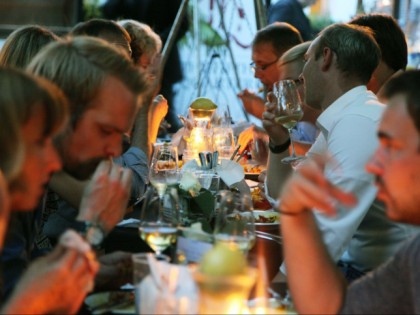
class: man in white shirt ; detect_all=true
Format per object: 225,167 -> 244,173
263,23 -> 417,281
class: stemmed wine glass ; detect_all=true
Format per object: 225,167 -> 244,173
149,142 -> 178,199
272,80 -> 305,164
140,143 -> 179,255
138,186 -> 179,255
213,190 -> 256,255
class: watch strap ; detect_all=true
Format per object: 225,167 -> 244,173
73,221 -> 104,247
268,138 -> 291,154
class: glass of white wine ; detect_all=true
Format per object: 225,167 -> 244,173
149,142 -> 178,199
138,186 -> 178,255
272,80 -> 305,164
213,190 -> 256,255
141,143 -> 179,255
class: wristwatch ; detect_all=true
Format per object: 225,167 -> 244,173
73,221 -> 105,247
268,138 -> 291,154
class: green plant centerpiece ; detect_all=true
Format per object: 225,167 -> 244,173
177,171 -> 215,233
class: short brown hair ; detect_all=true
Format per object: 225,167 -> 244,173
315,23 -> 381,84
350,14 -> 407,71
253,22 -> 303,57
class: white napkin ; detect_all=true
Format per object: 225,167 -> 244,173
182,159 -> 200,171
182,157 -> 244,188
216,159 -> 245,187
139,255 -> 198,314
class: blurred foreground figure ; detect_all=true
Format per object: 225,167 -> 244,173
0,67 -> 98,314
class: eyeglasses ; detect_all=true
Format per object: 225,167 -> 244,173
250,58 -> 279,72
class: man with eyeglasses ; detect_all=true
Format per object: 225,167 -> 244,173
238,22 -> 303,120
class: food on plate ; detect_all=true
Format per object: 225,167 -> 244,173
199,243 -> 246,276
253,211 -> 279,224
227,210 -> 280,224
251,187 -> 272,210
243,164 -> 265,174
156,160 -> 176,170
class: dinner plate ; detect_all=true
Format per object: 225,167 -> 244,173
85,291 -> 135,314
253,210 -> 280,225
245,173 -> 259,181
243,163 -> 266,181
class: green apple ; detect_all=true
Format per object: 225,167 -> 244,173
199,243 -> 246,276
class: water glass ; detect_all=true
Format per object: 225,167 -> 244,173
250,138 -> 268,165
198,173 -> 220,195
212,127 -> 235,159
213,191 -> 256,255
138,186 -> 179,255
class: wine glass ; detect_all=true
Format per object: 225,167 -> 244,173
213,190 -> 256,255
138,186 -> 178,255
272,80 -> 305,164
149,142 -> 178,199
212,126 -> 235,160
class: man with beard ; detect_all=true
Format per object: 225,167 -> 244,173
279,70 -> 420,314
1,36 -> 147,297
